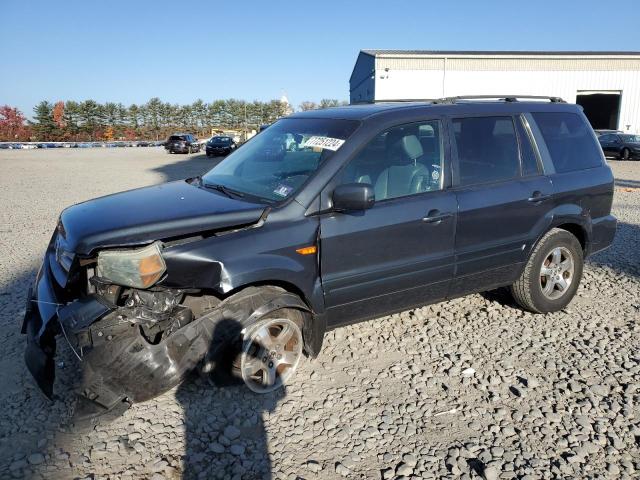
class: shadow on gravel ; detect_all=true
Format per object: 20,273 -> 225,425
152,153 -> 224,182
0,267 -> 76,479
615,177 -> 640,189
589,220 -> 640,280
480,220 -> 640,308
176,318 -> 283,480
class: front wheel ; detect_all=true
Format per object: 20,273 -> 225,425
510,228 -> 583,313
199,287 -> 306,393
240,317 -> 303,393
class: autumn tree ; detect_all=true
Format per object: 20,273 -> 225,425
52,101 -> 66,130
0,105 -> 30,141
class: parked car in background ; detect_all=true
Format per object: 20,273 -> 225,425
598,133 -> 640,160
593,129 -> 624,137
165,134 -> 200,154
205,136 -> 237,157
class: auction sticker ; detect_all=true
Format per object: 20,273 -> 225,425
273,184 -> 294,197
303,136 -> 345,151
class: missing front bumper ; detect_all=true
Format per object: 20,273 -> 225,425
23,284 -> 218,420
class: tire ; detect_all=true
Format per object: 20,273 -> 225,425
620,148 -> 630,160
200,287 -> 306,391
510,228 -> 583,313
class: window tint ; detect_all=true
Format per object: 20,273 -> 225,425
453,116 -> 520,186
531,112 -> 603,173
340,121 -> 443,201
516,117 -> 540,176
599,134 -> 612,142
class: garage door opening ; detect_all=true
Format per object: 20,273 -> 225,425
576,91 -> 621,130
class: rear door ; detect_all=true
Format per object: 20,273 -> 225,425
320,119 -> 457,326
449,114 -> 554,296
598,134 -> 620,157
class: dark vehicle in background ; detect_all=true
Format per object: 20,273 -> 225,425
598,132 -> 640,160
165,133 -> 200,154
23,96 -> 616,421
205,136 -> 236,157
593,129 -> 623,137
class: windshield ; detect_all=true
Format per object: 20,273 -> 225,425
202,118 -> 359,202
210,137 -> 231,145
621,134 -> 640,142
169,135 -> 186,142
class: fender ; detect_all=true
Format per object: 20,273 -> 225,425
527,203 -> 590,260
239,291 -> 324,358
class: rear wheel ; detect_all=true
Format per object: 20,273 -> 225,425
620,148 -> 630,160
510,228 -> 583,313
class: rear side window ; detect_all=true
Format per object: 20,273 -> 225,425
531,112 -> 603,173
453,116 -> 520,186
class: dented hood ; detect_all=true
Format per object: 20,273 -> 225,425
60,180 -> 266,255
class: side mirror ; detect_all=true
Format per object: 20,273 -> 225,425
332,183 -> 375,212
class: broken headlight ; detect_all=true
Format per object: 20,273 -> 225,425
96,242 -> 166,289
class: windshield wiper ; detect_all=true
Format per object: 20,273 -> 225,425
203,183 -> 245,198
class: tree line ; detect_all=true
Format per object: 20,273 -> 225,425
0,98 -> 348,142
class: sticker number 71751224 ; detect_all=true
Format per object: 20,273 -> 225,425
303,136 -> 345,151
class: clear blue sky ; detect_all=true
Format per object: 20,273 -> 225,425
2,0 -> 639,116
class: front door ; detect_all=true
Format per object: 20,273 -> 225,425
319,119 -> 457,326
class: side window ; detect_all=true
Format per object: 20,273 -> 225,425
516,116 -> 541,176
599,134 -> 612,143
340,121 -> 444,201
531,112 -> 603,173
452,116 -> 520,186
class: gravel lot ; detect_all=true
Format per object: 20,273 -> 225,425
0,148 -> 638,480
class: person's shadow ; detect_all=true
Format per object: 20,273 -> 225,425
175,317 -> 285,480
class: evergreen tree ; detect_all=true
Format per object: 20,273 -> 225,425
30,101 -> 59,140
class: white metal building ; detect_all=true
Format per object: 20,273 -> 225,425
350,50 -> 640,132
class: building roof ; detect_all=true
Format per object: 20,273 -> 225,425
361,49 -> 640,57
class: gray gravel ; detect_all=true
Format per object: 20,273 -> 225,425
0,148 -> 638,479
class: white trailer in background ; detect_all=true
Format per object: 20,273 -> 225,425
350,50 -> 640,133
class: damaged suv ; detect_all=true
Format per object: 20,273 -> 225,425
23,96 -> 616,420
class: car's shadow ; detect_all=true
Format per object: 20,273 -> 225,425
615,177 -> 640,189
482,220 -> 640,307
152,152 -> 226,182
0,266 -> 283,479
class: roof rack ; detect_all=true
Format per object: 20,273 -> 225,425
432,95 -> 566,104
373,99 -> 436,103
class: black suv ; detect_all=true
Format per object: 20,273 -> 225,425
598,132 -> 640,160
205,136 -> 236,157
23,96 -> 616,420
164,133 -> 200,154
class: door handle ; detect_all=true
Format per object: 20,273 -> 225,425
422,210 -> 452,224
527,192 -> 552,203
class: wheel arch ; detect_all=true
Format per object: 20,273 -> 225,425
221,282 -> 326,358
552,222 -> 588,255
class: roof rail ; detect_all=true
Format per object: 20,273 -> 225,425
372,99 -> 436,103
432,95 -> 566,104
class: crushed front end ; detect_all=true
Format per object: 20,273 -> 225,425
22,229 -> 220,421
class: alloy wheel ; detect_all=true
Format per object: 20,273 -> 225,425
240,317 -> 303,393
539,246 -> 574,300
